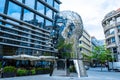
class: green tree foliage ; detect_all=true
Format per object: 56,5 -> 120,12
56,38 -> 73,59
91,45 -> 112,64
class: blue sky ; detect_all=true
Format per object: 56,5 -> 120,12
60,0 -> 120,40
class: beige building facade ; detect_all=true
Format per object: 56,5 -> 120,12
79,30 -> 91,62
102,8 -> 120,61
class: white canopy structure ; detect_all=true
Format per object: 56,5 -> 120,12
3,54 -> 39,61
3,55 -> 58,61
38,56 -> 58,61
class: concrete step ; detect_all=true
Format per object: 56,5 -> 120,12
52,68 -> 67,76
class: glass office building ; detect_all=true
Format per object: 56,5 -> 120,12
0,0 -> 61,56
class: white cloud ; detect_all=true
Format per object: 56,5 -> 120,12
60,0 -> 120,40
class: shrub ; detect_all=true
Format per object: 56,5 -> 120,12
69,65 -> 76,72
30,69 -> 36,75
35,67 -> 50,74
3,66 -> 16,73
17,68 -> 28,76
35,67 -> 43,71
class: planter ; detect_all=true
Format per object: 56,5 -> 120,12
36,68 -> 50,74
2,72 -> 16,78
2,66 -> 16,78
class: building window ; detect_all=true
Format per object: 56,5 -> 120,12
36,15 -> 44,28
45,20 -> 52,30
46,0 -> 53,7
53,12 -> 56,19
17,0 -> 22,3
111,37 -> 115,43
37,1 -> 45,14
23,9 -> 34,21
109,20 -> 115,25
105,28 -> 114,36
117,17 -> 120,23
25,0 -> 35,9
45,20 -> 52,26
0,0 -> 5,13
46,7 -> 53,19
109,28 -> 114,34
54,1 -> 59,10
7,2 -> 21,20
42,0 -> 46,2
118,26 -> 120,32
80,48 -> 82,51
113,48 -> 117,53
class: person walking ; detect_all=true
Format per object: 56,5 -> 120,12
49,61 -> 54,76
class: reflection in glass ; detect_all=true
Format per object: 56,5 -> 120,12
0,0 -> 5,13
45,20 -> 52,26
6,19 -> 19,25
110,20 -> 115,25
7,2 -> 21,20
36,15 -> 44,28
117,17 -> 120,22
25,0 -> 35,9
46,7 -> 52,19
5,24 -> 13,28
0,22 -> 2,25
17,0 -> 22,3
46,0 -> 53,6
53,12 -> 57,19
54,1 -> 59,10
23,9 -> 34,21
45,20 -> 52,30
110,28 -> 114,34
111,37 -> 115,43
37,1 -> 44,14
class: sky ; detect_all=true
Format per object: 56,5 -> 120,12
60,0 -> 120,40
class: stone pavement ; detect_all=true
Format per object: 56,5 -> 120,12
0,68 -> 120,80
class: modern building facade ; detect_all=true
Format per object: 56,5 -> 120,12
79,29 -> 91,64
91,36 -> 104,51
102,8 -> 120,61
0,0 -> 61,56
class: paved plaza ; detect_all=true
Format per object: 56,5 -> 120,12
0,68 -> 120,80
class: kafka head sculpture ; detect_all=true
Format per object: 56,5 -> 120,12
55,11 -> 83,40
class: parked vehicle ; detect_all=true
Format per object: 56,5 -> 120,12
108,62 -> 120,71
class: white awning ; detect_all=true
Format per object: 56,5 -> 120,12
3,54 -> 39,61
38,56 -> 58,61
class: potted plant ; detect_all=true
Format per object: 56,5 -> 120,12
2,66 -> 16,78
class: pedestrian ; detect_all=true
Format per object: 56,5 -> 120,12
49,61 -> 54,76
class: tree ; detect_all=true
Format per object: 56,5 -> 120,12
91,45 -> 112,71
56,38 -> 73,59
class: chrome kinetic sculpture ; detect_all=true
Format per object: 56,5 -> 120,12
55,11 -> 87,77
